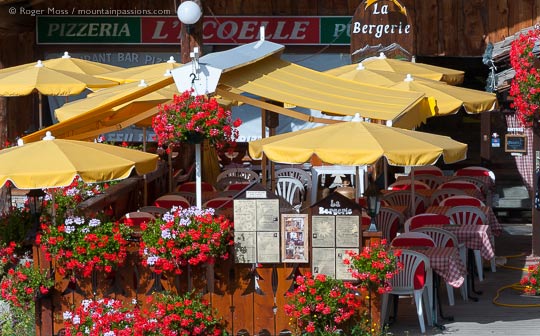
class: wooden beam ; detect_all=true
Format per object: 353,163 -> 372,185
216,87 -> 344,125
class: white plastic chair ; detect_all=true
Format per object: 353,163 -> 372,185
217,168 -> 259,183
411,166 -> 444,177
169,191 -> 196,205
381,249 -> 433,334
429,188 -> 467,206
388,179 -> 430,191
414,174 -> 443,189
276,167 -> 312,202
455,166 -> 495,183
413,227 -> 468,305
274,177 -> 305,212
445,206 -> 494,281
382,190 -> 428,216
154,194 -> 190,209
376,207 -> 405,242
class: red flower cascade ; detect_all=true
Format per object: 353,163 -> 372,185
152,89 -> 242,149
509,28 -> 540,127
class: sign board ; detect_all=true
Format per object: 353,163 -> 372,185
37,16 -> 353,45
309,192 -> 362,280
505,134 -> 527,153
350,0 -> 414,62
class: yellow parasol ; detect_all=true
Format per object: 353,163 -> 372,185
21,76 -> 175,143
97,57 -> 182,84
327,64 -> 497,116
249,114 -> 467,207
55,79 -> 178,124
0,52 -> 123,76
0,131 -> 158,189
249,114 -> 467,167
359,53 -> 465,85
0,61 -> 119,128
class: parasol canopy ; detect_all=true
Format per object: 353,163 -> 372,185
0,60 -> 119,128
0,52 -> 123,75
327,64 -> 497,116
55,79 -> 178,123
0,61 -> 118,96
21,76 -> 175,143
249,114 -> 467,167
97,57 -> 182,84
0,131 -> 158,189
359,53 -> 465,85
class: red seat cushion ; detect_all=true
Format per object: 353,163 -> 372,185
154,199 -> 190,209
441,198 -> 482,207
409,214 -> 451,230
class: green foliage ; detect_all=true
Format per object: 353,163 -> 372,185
0,207 -> 33,247
0,304 -> 36,335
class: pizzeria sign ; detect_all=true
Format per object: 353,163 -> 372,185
36,16 -> 353,45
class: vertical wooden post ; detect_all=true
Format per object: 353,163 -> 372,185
532,125 -> 540,256
34,244 -> 53,336
179,0 -> 203,64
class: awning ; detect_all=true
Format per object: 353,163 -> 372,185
216,56 -> 431,129
22,76 -> 174,143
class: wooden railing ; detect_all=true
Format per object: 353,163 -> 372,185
33,161 -> 383,335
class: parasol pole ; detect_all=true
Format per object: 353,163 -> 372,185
195,143 -> 202,208
38,92 -> 43,129
142,127 -> 147,152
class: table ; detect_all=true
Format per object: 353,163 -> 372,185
419,224 -> 495,261
425,205 -> 502,237
418,246 -> 466,288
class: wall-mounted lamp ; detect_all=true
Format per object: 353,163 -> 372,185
364,178 -> 381,232
177,1 -> 202,34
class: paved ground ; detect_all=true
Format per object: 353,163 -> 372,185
385,221 -> 540,336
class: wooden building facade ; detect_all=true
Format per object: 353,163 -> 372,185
0,0 -> 540,145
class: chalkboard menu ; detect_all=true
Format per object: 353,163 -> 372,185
505,134 -> 527,153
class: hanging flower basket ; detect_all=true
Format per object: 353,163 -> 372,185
36,215 -> 132,278
509,28 -> 540,127
138,206 -> 234,275
152,89 -> 242,149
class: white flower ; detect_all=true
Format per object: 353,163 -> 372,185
146,255 -> 159,266
81,227 -> 90,234
104,331 -> 115,336
161,229 -> 172,239
65,187 -> 79,197
81,299 -> 92,311
63,311 -> 73,320
162,212 -> 175,222
88,218 -> 101,227
64,225 -> 75,234
132,298 -> 138,305
72,315 -> 81,325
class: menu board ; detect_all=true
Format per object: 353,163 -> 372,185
335,248 -> 357,280
233,200 -> 257,232
257,231 -> 280,263
256,199 -> 280,231
312,248 -> 335,276
311,216 -> 335,247
234,231 -> 256,263
336,216 -> 360,247
234,198 -> 280,264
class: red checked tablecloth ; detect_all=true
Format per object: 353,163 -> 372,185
419,246 -> 466,288
418,224 -> 495,261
